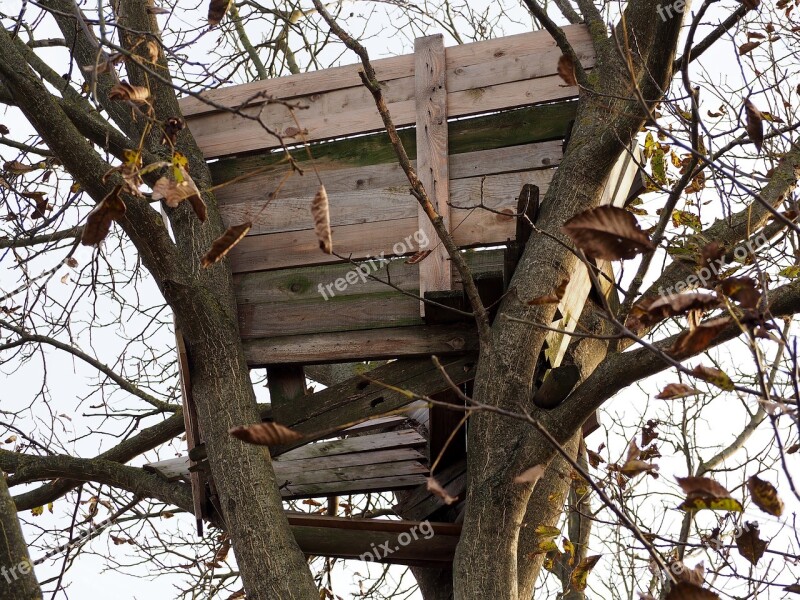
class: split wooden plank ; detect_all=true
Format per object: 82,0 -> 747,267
175,330 -> 205,535
276,429 -> 426,462
280,475 -> 426,500
273,354 -> 478,452
243,323 -> 477,365
543,148 -> 641,367
180,25 -> 592,118
414,34 -> 452,313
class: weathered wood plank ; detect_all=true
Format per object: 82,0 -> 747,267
290,524 -> 458,565
277,430 -> 426,462
281,474 -> 427,500
276,460 -> 428,487
227,169 -> 553,273
415,34 -> 452,311
243,324 -> 477,365
274,354 -> 478,452
180,25 -> 591,118
216,142 -> 562,234
146,447 -> 427,482
543,148 -> 640,367
208,102 -> 573,186
233,248 -> 504,306
188,74 -> 584,158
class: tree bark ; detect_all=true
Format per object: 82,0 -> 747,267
0,475 -> 42,600
0,11 -> 318,598
453,6 -> 685,597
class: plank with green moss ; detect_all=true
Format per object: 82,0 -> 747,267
209,101 -> 577,184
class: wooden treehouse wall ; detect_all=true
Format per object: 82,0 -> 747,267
144,25 -> 643,565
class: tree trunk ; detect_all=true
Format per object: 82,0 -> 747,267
0,9 -> 318,597
453,9 -> 685,597
0,475 -> 42,600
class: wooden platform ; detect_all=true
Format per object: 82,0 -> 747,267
170,26 -> 638,561
176,24 -> 628,365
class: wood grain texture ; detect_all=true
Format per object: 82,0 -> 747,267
226,169 -> 554,273
181,26 -> 594,158
415,35 -> 452,312
243,323 -> 478,365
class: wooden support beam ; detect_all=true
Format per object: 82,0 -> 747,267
266,364 -> 306,423
286,514 -> 461,566
176,329 -> 206,536
271,354 -> 478,454
415,34 -> 452,315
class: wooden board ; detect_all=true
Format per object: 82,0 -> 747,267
415,34 -> 452,310
207,102 -> 574,186
227,169 -> 554,273
243,323 -> 478,365
286,514 -> 460,565
180,26 -> 594,158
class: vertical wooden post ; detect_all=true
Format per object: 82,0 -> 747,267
415,34 -> 451,316
176,329 -> 206,536
266,365 -> 307,422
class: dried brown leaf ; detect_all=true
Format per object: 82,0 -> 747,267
81,185 -> 126,246
108,81 -> 150,104
735,522 -> 767,566
405,249 -> 432,264
557,54 -> 577,86
228,421 -> 303,446
719,277 -> 760,309
208,0 -> 232,25
312,184 -> 332,254
23,192 -> 52,219
669,317 -> 732,357
528,278 -> 569,305
570,555 -> 601,592
665,582 -> 719,600
655,383 -> 702,400
562,206 -> 654,261
689,365 -> 734,391
744,98 -> 764,152
201,222 -> 252,268
738,41 -> 761,55
746,475 -> 784,517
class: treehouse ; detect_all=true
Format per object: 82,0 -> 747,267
145,25 -> 642,565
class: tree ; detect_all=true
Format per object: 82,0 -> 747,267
0,0 -> 798,598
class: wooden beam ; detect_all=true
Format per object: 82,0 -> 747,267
181,26 -> 594,157
266,365 -> 306,423
272,354 -> 478,452
243,324 -> 478,366
415,34 -> 452,314
286,514 -> 460,566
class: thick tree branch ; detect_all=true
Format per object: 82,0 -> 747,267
11,411 -> 185,511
